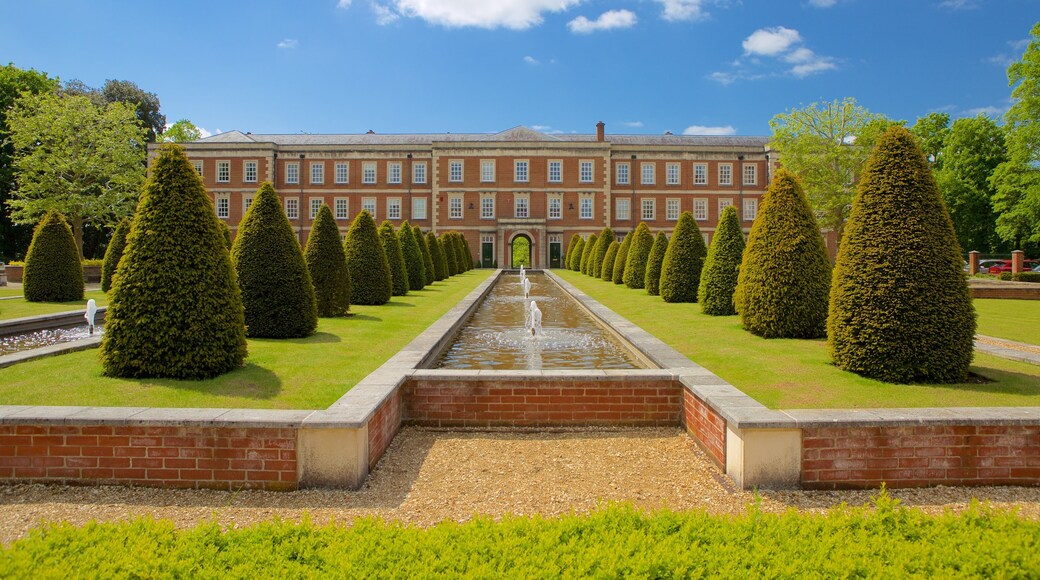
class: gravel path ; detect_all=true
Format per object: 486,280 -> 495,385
1,426 -> 1039,545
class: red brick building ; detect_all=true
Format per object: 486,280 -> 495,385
178,123 -> 772,268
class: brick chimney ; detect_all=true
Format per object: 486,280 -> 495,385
596,121 -> 605,142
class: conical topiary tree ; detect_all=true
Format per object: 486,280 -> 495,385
612,231 -> 633,284
623,223 -> 654,289
591,227 -> 615,278
218,220 -> 232,250
23,209 -> 84,302
644,232 -> 668,296
659,212 -> 707,303
699,205 -> 745,315
581,234 -> 598,276
101,218 -> 130,293
232,182 -> 317,339
601,240 -> 620,282
829,126 -> 976,383
305,204 -> 351,317
565,234 -> 581,270
452,233 -> 469,272
380,221 -> 409,296
100,143 -> 246,379
568,237 -> 585,271
399,220 -> 426,290
428,231 -> 447,281
441,234 -> 458,276
344,210 -> 392,306
462,235 -> 476,270
415,225 -> 435,285
735,168 -> 831,338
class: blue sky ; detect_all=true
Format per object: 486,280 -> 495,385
0,1 -> 1035,138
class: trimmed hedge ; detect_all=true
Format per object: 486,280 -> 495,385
100,143 -> 246,379
591,227 -> 615,279
442,233 -> 459,276
569,237 -> 585,271
100,219 -> 130,293
829,126 -> 975,383
1014,272 -> 1040,282
581,234 -> 598,276
612,231 -> 633,284
232,182 -> 317,339
428,231 -> 447,281
659,212 -> 707,303
462,235 -> 475,270
601,240 -> 620,281
218,221 -> 232,250
415,225 -> 435,285
623,223 -> 654,289
565,234 -> 581,270
399,220 -> 426,290
304,204 -> 351,317
23,210 -> 84,302
699,205 -> 746,315
344,211 -> 392,306
380,221 -> 409,296
644,232 -> 668,296
735,169 -> 831,338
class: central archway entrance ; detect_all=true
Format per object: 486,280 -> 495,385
509,234 -> 532,268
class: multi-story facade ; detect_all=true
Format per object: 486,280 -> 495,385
178,123 -> 773,268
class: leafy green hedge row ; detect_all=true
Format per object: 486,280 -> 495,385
5,497 -> 1038,577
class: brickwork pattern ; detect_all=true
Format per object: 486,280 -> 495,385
969,287 -> 1040,300
802,426 -> 1040,489
367,390 -> 403,469
682,390 -> 726,467
0,424 -> 297,490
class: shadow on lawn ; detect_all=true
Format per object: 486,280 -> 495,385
131,363 -> 282,400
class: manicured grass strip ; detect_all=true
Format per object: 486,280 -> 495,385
974,298 -> 1040,345
3,498 -> 1038,578
0,290 -> 109,320
556,270 -> 1040,409
0,288 -> 25,298
0,271 -> 492,410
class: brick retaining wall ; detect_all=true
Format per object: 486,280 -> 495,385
367,390 -> 403,469
682,390 -> 726,468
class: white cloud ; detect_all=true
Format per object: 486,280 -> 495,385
524,55 -> 540,65
372,2 -> 400,24
198,126 -> 213,139
938,0 -> 980,9
807,0 -> 836,6
377,0 -> 580,30
790,57 -> 836,77
1009,38 -> 1031,51
277,38 -> 299,49
743,26 -> 801,56
531,124 -> 551,131
708,71 -> 736,85
656,0 -> 709,22
568,9 -> 637,34
337,0 -> 352,8
964,105 -> 1008,117
683,125 -> 736,136
621,121 -> 644,128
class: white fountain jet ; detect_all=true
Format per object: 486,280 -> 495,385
84,299 -> 98,336
522,277 -> 531,299
519,265 -> 525,279
528,300 -> 542,337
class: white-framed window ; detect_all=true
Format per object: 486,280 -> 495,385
719,163 -> 733,186
449,195 -> 463,219
743,198 -> 758,221
703,233 -> 710,246
363,162 -> 376,184
641,162 -> 655,185
286,162 -> 299,185
548,160 -> 562,183
718,198 -> 733,216
694,199 -> 708,221
449,160 -> 463,183
310,197 -> 324,219
215,195 -> 229,219
514,193 -> 529,218
387,197 -> 401,220
334,197 -> 349,220
412,197 -> 427,220
480,160 -> 494,183
616,198 -> 631,221
579,160 -> 593,183
285,198 -> 299,220
244,160 -> 258,183
335,162 -> 349,184
548,195 -> 562,219
743,163 -> 757,186
580,195 -> 593,220
641,198 -> 655,221
388,162 -> 401,184
192,160 -> 204,176
666,198 -> 680,221
217,161 -> 230,183
362,197 -> 376,218
616,162 -> 630,185
514,160 -> 529,183
481,194 -> 495,219
310,162 -> 324,185
666,163 -> 680,185
413,162 -> 427,184
694,163 -> 707,185
243,195 -> 254,216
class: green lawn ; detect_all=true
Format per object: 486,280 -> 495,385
0,290 -> 109,319
974,298 -> 1040,344
0,288 -> 25,298
556,270 -> 1040,409
0,270 -> 492,410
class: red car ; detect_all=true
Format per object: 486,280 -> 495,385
988,259 -> 1039,274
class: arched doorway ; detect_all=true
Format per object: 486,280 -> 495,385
509,234 -> 532,269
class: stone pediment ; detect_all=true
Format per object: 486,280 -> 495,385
491,126 -> 562,142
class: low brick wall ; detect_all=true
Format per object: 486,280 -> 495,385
802,425 -> 1040,489
367,390 -> 402,469
682,390 -> 726,468
971,287 -> 1040,300
0,424 -> 297,490
1,265 -> 101,284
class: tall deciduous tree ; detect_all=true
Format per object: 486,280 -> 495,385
935,115 -> 1006,253
6,92 -> 146,256
910,112 -> 951,169
162,119 -> 203,143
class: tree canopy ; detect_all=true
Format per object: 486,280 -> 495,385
162,119 -> 203,143
66,78 -> 166,142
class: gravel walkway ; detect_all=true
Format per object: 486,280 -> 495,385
1,426 -> 1039,545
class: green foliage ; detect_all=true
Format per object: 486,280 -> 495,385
1015,271 -> 1040,282
644,232 -> 668,296
612,231 -> 633,284
415,225 -> 435,285
427,232 -> 447,281
304,204 -> 351,317
511,235 -> 530,269
440,234 -> 457,276
600,241 -> 620,281
591,227 -> 614,278
100,219 -> 130,292
623,223 -> 654,289
462,235 -> 476,271
231,182 -> 316,339
699,206 -> 746,315
829,127 -> 976,383
564,234 -> 581,269
568,237 -> 584,270
379,221 -> 409,296
23,209 -> 84,302
736,169 -> 831,338
161,119 -> 202,143
910,112 -> 951,170
217,221 -> 232,250
455,233 -> 472,271
935,115 -> 1006,253
344,211 -> 392,306
659,212 -> 707,303
580,234 -> 598,276
999,272 -> 1014,281
100,144 -> 246,379
398,221 -> 426,290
